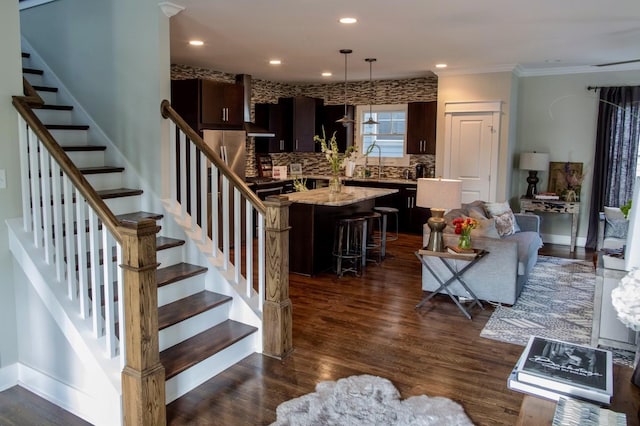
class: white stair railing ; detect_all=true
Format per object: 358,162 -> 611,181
17,114 -> 124,360
165,106 -> 266,309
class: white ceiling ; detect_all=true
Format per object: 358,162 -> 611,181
168,0 -> 640,83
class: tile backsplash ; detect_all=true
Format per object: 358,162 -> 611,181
172,64 -> 437,179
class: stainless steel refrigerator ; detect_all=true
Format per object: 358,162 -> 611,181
202,130 -> 248,247
203,130 -> 247,179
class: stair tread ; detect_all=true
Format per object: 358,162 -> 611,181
40,104 -> 73,111
160,320 -> 257,380
45,124 -> 90,130
23,67 -> 43,75
116,211 -> 164,224
157,262 -> 207,288
158,290 -> 232,331
32,85 -> 58,93
97,188 -> 143,199
79,166 -> 125,175
62,145 -> 107,152
156,236 -> 185,251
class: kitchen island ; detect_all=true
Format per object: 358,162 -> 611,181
286,186 -> 398,275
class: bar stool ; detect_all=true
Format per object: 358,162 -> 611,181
332,216 -> 366,277
356,211 -> 382,265
373,206 -> 399,258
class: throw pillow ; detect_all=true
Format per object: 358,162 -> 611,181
604,206 -> 625,220
484,201 -> 519,237
605,217 -> 628,239
469,216 -> 501,239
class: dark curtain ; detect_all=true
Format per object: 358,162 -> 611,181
586,86 -> 640,249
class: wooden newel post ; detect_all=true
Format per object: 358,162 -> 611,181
119,219 -> 166,425
263,195 -> 293,359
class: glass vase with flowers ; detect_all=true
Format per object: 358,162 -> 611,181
452,217 -> 478,250
314,127 -> 356,193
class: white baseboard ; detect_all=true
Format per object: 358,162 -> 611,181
17,364 -> 122,426
540,233 -> 586,248
0,363 -> 18,392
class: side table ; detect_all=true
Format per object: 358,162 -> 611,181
414,248 -> 488,319
519,198 -> 579,252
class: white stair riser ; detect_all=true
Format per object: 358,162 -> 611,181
36,90 -> 59,105
66,151 -> 105,168
84,173 -> 123,191
158,275 -> 205,307
101,196 -> 141,216
156,245 -> 184,269
159,302 -> 231,351
24,72 -> 43,87
165,333 -> 257,403
47,129 -> 88,146
34,109 -> 73,125
22,57 -> 30,68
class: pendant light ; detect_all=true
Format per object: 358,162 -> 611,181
364,58 -> 378,125
336,49 -> 354,125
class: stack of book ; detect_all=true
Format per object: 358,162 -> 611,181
507,336 -> 613,405
446,245 -> 477,257
534,192 -> 560,200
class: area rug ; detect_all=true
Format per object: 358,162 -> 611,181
480,255 -> 635,367
270,375 -> 474,426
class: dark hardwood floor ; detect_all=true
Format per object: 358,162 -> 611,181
3,237 -> 637,426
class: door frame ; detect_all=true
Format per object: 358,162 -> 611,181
443,101 -> 502,202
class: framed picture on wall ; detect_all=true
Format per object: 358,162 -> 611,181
547,162 -> 583,195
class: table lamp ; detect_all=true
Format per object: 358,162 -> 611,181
416,178 -> 462,252
519,152 -> 549,198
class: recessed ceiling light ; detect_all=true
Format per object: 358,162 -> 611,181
435,63 -> 447,68
339,17 -> 357,24
189,40 -> 204,46
321,72 -> 332,77
269,59 -> 282,65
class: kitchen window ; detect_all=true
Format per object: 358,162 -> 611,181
355,104 -> 410,167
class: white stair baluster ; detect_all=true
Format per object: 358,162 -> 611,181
89,209 -> 103,337
76,192 -> 89,318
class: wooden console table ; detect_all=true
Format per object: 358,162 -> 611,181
519,198 -> 579,252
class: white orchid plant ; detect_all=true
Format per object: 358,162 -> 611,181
314,127 -> 357,175
611,268 -> 640,331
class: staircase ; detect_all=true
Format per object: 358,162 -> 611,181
8,48 -> 271,425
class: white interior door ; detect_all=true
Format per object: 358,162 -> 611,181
444,102 -> 501,203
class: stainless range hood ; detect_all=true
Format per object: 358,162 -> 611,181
236,74 -> 275,137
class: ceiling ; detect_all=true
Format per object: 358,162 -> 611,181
168,0 -> 640,83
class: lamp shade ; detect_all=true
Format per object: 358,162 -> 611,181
519,152 -> 549,171
416,178 -> 462,210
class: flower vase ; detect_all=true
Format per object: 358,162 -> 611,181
458,234 -> 472,250
329,174 -> 342,193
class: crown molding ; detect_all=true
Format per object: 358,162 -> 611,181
159,1 -> 184,18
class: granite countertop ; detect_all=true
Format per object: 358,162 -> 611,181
286,186 -> 398,207
291,174 -> 418,186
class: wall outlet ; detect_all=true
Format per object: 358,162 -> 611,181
0,169 -> 6,189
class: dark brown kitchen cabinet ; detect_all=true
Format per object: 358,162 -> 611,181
320,104 -> 354,153
280,96 -> 324,152
255,102 -> 289,153
170,79 -> 244,131
255,97 -> 323,152
406,101 -> 437,154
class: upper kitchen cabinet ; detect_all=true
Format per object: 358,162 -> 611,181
320,104 -> 354,153
255,102 -> 289,153
406,101 -> 436,154
280,96 -> 324,152
171,79 -> 244,131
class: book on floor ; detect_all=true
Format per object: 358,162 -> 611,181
515,336 -> 613,405
552,397 -> 626,426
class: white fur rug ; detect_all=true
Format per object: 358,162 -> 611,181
270,375 -> 474,426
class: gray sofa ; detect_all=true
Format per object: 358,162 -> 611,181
421,202 -> 542,305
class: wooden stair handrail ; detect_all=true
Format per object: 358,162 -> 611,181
13,86 -> 124,244
160,99 -> 266,216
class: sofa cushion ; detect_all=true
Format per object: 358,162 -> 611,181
605,217 -> 628,239
485,201 -> 520,237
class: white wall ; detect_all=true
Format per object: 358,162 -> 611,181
20,0 -> 171,197
0,0 -> 23,379
436,71 -> 518,202
516,71 -> 640,242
